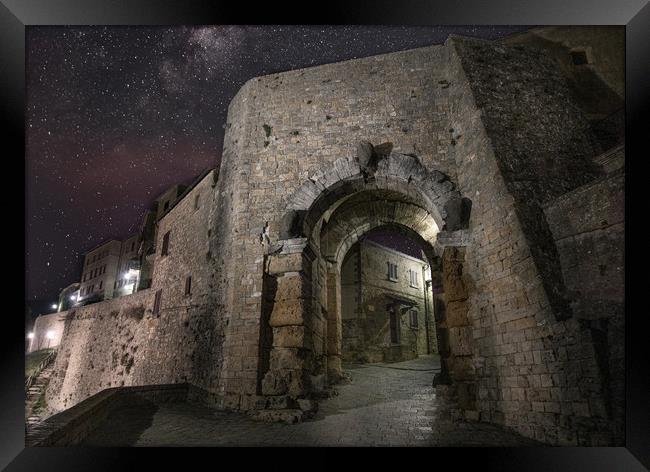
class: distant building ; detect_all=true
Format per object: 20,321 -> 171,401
78,240 -> 122,302
340,239 -> 437,363
136,209 -> 157,291
154,184 -> 187,221
75,183 -> 192,302
137,182 -> 190,291
114,233 -> 140,296
57,283 -> 80,312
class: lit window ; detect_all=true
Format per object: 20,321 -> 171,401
387,262 -> 398,281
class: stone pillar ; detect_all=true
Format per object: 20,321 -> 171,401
257,239 -> 317,422
326,266 -> 343,383
440,246 -> 477,416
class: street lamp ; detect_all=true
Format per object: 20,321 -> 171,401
26,332 -> 35,353
51,303 -> 58,310
123,269 -> 140,295
46,330 -> 55,349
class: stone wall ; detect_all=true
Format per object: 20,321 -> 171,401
46,170 -> 226,414
503,26 -> 624,114
150,169 -> 225,392
445,35 -> 619,444
216,44 -> 455,408
544,158 -> 625,443
42,32 -> 623,445
214,35 -> 622,443
29,312 -> 66,352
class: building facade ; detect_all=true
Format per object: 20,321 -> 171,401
114,233 -> 140,297
56,283 -> 80,312
78,240 -> 122,302
341,239 -> 437,363
38,28 -> 625,446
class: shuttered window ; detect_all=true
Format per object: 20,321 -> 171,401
153,289 -> 162,315
409,269 -> 419,288
185,276 -> 192,296
161,231 -> 170,256
387,262 -> 398,281
409,309 -> 418,328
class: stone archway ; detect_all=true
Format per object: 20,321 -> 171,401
257,142 -> 475,421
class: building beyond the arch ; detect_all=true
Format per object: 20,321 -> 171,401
39,27 -> 624,446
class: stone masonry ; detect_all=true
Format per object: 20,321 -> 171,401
44,29 -> 624,446
340,239 -> 437,363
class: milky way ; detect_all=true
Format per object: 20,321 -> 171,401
26,25 -> 531,314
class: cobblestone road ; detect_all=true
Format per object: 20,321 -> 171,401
82,356 -> 540,446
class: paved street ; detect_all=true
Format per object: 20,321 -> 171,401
82,356 -> 540,446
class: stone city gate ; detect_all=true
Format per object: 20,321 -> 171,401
41,34 -> 624,445
258,142 -> 475,420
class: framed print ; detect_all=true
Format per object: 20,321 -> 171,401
5,0 -> 648,469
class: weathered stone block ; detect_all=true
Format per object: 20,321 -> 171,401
448,326 -> 473,356
275,274 -> 312,301
267,253 -> 305,275
446,301 -> 469,327
261,371 -> 287,396
448,356 -> 475,382
273,326 -> 307,348
269,299 -> 308,327
269,348 -> 306,371
266,395 -> 297,410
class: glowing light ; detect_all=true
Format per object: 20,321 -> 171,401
70,295 -> 77,301
27,332 -> 34,339
51,303 -> 58,310
46,331 -> 55,340
124,268 -> 140,280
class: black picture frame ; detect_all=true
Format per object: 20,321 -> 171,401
6,0 -> 648,469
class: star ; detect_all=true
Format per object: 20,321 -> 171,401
25,25 -> 530,315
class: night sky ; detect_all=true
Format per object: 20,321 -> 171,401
26,25 -> 531,316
